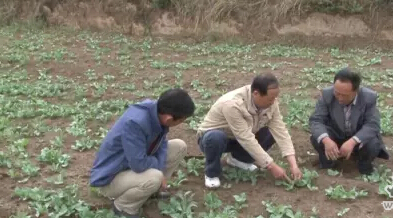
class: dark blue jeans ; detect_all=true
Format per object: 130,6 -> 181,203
198,127 -> 275,178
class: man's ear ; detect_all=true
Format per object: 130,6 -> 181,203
161,114 -> 174,125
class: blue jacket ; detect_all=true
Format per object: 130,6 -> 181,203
90,99 -> 169,187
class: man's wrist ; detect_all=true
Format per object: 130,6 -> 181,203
349,138 -> 358,147
266,162 -> 274,170
322,136 -> 331,145
352,136 -> 361,144
285,155 -> 297,167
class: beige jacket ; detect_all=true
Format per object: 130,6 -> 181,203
197,85 -> 295,168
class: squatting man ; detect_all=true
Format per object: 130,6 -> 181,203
197,73 -> 303,188
89,88 -> 196,218
309,68 -> 389,175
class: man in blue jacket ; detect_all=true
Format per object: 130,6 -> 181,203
90,88 -> 195,218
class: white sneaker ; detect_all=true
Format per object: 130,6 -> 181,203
205,175 -> 220,188
226,154 -> 258,171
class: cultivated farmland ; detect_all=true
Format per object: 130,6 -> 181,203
0,22 -> 393,218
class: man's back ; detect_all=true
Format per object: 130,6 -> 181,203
197,85 -> 251,135
90,99 -> 167,187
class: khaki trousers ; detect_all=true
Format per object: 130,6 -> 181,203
99,139 -> 187,215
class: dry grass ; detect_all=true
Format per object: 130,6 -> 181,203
170,0 -> 393,29
0,1 -> 18,25
1,0 -> 392,35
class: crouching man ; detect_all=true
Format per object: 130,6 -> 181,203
197,73 -> 302,188
89,88 -> 195,218
309,68 -> 389,175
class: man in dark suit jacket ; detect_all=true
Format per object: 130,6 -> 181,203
309,68 -> 389,175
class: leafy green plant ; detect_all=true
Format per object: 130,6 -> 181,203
198,192 -> 244,218
233,192 -> 248,211
378,175 -> 393,199
327,169 -> 340,176
223,166 -> 264,185
337,208 -> 350,217
37,147 -> 70,171
186,157 -> 204,176
13,184 -> 118,218
158,191 -> 198,218
72,136 -> 100,151
204,192 -> 222,211
357,164 -> 391,183
262,201 -> 305,218
275,168 -> 318,191
167,169 -> 187,188
325,185 -> 368,200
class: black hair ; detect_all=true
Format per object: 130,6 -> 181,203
334,68 -> 361,91
251,73 -> 279,96
157,88 -> 195,120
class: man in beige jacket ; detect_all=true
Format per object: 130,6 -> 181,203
197,73 -> 302,188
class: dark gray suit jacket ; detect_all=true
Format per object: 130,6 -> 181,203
309,86 -> 389,159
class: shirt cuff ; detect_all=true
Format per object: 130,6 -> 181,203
352,136 -> 361,144
317,133 -> 329,144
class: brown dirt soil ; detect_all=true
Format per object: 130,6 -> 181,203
0,21 -> 393,218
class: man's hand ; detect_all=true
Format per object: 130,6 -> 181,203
322,137 -> 340,160
286,155 -> 302,180
290,165 -> 302,180
161,177 -> 167,190
267,162 -> 291,182
340,138 -> 357,160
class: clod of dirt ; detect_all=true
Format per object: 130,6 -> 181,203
275,12 -> 371,38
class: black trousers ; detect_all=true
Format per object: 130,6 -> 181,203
310,127 -> 382,174
198,127 -> 275,178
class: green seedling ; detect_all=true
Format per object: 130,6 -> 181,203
325,185 -> 368,200
45,171 -> 66,185
199,192 -> 243,218
158,191 -> 198,218
327,169 -> 340,176
233,192 -> 248,211
262,200 -> 305,218
72,137 -> 99,152
223,166 -> 264,185
13,184 -> 117,218
167,169 -> 187,188
275,168 -> 319,191
186,157 -> 204,176
337,208 -> 350,217
37,147 -> 70,172
378,175 -> 393,199
204,192 -> 222,211
357,164 -> 392,183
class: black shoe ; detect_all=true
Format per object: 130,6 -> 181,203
151,190 -> 171,199
358,161 -> 374,175
112,201 -> 140,218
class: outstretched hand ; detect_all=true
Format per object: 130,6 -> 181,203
161,177 -> 168,190
290,165 -> 302,180
267,162 -> 292,183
